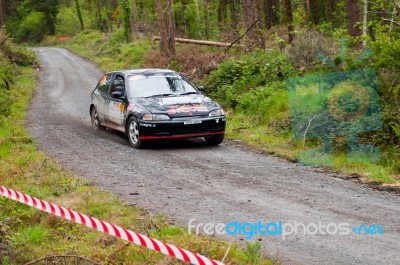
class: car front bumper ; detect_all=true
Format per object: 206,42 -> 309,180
138,116 -> 226,140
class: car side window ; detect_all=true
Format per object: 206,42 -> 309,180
97,74 -> 113,94
110,75 -> 125,95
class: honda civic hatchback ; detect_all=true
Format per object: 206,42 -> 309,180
89,69 -> 226,148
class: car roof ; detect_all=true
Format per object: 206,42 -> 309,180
108,69 -> 176,76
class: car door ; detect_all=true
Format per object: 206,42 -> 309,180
94,73 -> 113,125
107,74 -> 127,131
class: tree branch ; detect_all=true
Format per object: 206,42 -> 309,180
225,19 -> 259,53
382,18 -> 400,26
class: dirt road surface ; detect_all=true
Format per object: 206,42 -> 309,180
27,48 -> 400,265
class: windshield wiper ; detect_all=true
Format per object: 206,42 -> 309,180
145,93 -> 174,98
179,92 -> 198,96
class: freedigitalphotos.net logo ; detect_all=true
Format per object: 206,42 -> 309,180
188,219 -> 383,240
287,39 -> 382,167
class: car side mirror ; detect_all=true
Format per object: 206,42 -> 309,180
198,86 -> 205,92
111,91 -> 125,99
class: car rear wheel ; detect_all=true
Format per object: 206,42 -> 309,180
205,134 -> 224,146
91,107 -> 104,130
127,116 -> 144,148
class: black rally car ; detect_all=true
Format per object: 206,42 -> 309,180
90,69 -> 226,148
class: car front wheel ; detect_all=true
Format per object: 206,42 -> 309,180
205,134 -> 224,146
127,116 -> 144,148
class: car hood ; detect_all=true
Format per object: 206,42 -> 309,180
131,94 -> 220,117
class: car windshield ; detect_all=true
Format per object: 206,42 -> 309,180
127,73 -> 198,98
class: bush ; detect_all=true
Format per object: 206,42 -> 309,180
0,30 -> 37,119
287,29 -> 338,70
368,33 -> 400,146
204,50 -> 294,108
56,6 -> 82,36
15,11 -> 48,43
0,93 -> 16,118
0,30 -> 38,67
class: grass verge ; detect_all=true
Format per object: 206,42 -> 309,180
226,114 -> 400,188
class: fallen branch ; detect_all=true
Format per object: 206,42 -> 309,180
152,36 -> 243,47
225,19 -> 259,53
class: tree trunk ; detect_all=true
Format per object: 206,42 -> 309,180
318,0 -> 326,21
194,0 -> 200,37
165,0 -> 176,56
95,0 -> 106,32
303,0 -> 311,24
0,0 -> 4,28
243,0 -> 264,50
264,0 -> 274,29
121,0 -> 131,42
325,0 -> 334,23
154,0 -> 168,56
346,0 -> 362,37
230,0 -> 239,36
273,0 -> 280,24
310,0 -> 320,24
75,0 -> 84,31
130,0 -> 137,32
362,0 -> 367,47
243,0 -> 254,40
204,0 -> 210,38
284,0 -> 294,43
218,0 -> 228,30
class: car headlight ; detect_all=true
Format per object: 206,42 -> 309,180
143,114 -> 170,121
209,109 -> 225,117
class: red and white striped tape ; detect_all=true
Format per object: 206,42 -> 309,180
0,186 -> 224,265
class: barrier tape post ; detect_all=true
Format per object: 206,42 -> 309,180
0,186 -> 224,265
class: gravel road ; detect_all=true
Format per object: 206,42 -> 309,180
27,47 -> 400,265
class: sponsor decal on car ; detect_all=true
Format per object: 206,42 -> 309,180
129,75 -> 178,81
167,104 -> 209,115
99,75 -> 107,84
139,123 -> 156,128
119,103 -> 125,112
158,97 -> 203,106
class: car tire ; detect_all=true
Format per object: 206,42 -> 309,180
91,107 -> 104,130
127,116 -> 144,149
205,134 -> 224,146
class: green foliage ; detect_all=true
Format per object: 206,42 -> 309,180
370,32 -> 400,71
108,28 -> 129,45
237,82 -> 288,126
62,30 -> 152,71
201,34 -> 399,184
0,31 -> 37,120
244,241 -> 262,264
0,92 -> 16,118
75,0 -> 85,31
173,1 -> 220,39
204,50 -> 294,108
4,0 -> 60,43
120,0 -> 131,42
13,225 -> 49,246
15,11 -> 48,43
56,6 -> 82,36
